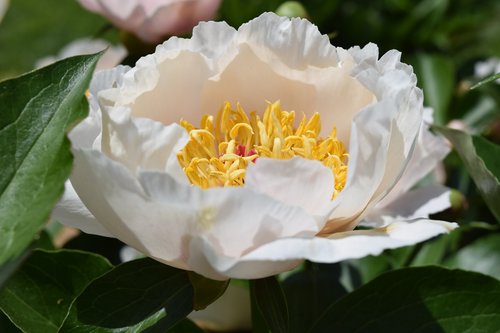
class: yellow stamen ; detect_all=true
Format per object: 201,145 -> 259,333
177,101 -> 349,199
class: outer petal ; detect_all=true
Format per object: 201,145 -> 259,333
51,181 -> 112,237
192,219 -> 457,279
71,149 -> 192,270
362,185 -> 451,227
377,109 -> 451,207
323,46 -> 424,233
54,66 -> 131,237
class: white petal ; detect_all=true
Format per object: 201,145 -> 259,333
100,109 -> 189,182
99,20 -> 237,124
245,157 -> 334,218
378,122 -> 450,206
237,13 -> 338,69
138,171 -> 321,259
119,246 -> 143,262
71,148 -> 321,275
71,149 -> 191,270
202,15 -> 374,139
324,44 -> 424,232
90,65 -> 130,99
192,219 -> 457,279
362,185 -> 451,227
188,236 -> 302,280
69,66 -> 130,150
52,181 -> 112,237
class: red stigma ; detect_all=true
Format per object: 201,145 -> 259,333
236,145 -> 258,163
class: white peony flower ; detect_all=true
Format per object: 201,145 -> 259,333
78,0 -> 222,43
53,13 -> 457,280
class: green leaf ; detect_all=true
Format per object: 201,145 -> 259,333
409,233 -> 451,266
445,234 -> 500,279
73,258 -> 193,330
413,53 -> 455,125
473,135 -> 500,181
250,276 -> 289,333
0,52 -> 101,266
0,310 -> 22,333
434,126 -> 500,222
188,272 -> 229,311
347,254 -> 392,284
0,242 -> 35,290
282,263 -> 347,333
61,307 -> 181,333
0,230 -> 55,290
310,266 -> 500,333
0,249 -> 112,333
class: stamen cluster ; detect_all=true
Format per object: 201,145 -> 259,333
177,101 -> 348,198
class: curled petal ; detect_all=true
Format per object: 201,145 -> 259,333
52,181 -> 112,237
378,111 -> 451,206
100,109 -> 189,182
362,185 -> 451,227
324,44 -> 424,232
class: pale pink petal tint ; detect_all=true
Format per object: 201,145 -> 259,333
78,0 -> 221,43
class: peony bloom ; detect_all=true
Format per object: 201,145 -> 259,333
54,13 -> 457,280
77,0 -> 222,43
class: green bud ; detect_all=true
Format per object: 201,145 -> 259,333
275,1 -> 308,19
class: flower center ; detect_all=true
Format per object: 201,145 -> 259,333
177,101 -> 348,198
